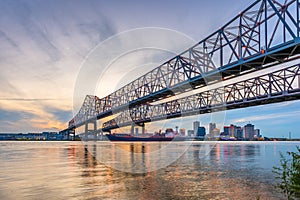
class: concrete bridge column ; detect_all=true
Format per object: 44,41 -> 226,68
131,123 -> 135,135
93,121 -> 97,141
100,130 -> 103,140
142,124 -> 145,135
84,120 -> 97,141
66,129 -> 75,141
66,130 -> 70,140
70,129 -> 75,141
84,122 -> 88,140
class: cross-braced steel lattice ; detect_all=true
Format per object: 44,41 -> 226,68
67,0 -> 300,130
102,63 -> 300,131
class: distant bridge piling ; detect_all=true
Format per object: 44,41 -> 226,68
84,120 -> 97,141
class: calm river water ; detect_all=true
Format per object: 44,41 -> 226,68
0,141 -> 299,200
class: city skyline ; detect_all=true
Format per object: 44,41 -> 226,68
0,121 -> 268,141
0,0 -> 299,138
168,121 -> 262,139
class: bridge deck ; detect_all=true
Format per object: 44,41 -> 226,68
102,61 -> 300,131
64,0 -> 300,132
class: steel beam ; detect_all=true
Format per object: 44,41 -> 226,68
67,0 -> 300,131
102,63 -> 300,131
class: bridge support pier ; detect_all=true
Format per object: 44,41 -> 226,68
62,128 -> 75,140
130,123 -> 145,135
84,120 -> 97,141
131,123 -> 135,135
67,129 -> 75,141
141,124 -> 145,135
100,130 -> 103,140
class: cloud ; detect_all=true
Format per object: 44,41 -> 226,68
0,108 -> 34,122
256,101 -> 299,110
0,98 -> 57,101
0,0 -> 297,136
0,30 -> 19,49
44,106 -> 72,123
0,76 -> 23,98
0,98 -> 72,132
0,108 -> 39,133
232,110 -> 300,124
0,0 -> 119,132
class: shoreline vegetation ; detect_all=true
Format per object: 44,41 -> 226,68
273,146 -> 300,200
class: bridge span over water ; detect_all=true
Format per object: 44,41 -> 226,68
61,0 -> 300,138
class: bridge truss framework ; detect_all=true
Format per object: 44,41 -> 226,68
102,62 -> 300,131
64,0 -> 300,135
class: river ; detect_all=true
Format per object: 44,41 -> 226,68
0,141 -> 299,200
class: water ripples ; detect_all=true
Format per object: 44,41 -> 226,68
0,141 -> 299,199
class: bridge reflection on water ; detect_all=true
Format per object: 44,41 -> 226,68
64,141 -> 297,200
2,141 -> 299,199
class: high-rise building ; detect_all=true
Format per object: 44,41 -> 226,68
196,127 -> 206,137
223,126 -> 230,136
187,130 -> 194,137
254,129 -> 260,138
211,128 -> 220,137
236,126 -> 243,139
244,123 -> 255,140
193,121 -> 200,135
228,124 -> 237,137
209,123 -> 216,135
179,128 -> 186,136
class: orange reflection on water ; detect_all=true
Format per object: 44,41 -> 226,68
0,141 -> 289,200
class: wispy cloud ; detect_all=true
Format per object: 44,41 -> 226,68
0,109 -> 34,122
232,110 -> 300,124
0,0 -> 298,137
0,0 -> 119,132
0,98 -> 59,101
0,29 -> 19,49
44,106 -> 72,123
0,96 -> 72,132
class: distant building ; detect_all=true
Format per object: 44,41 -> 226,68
236,126 -> 243,139
179,128 -> 186,136
196,126 -> 206,137
187,130 -> 194,137
209,123 -> 216,135
211,128 -> 220,137
0,133 -> 20,140
193,121 -> 200,135
42,132 -> 60,140
0,132 -> 64,141
244,123 -> 255,140
27,133 -> 45,140
228,124 -> 234,137
223,126 -> 230,136
254,129 -> 261,138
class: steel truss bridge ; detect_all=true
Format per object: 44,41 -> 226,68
102,61 -> 300,131
62,0 -> 300,137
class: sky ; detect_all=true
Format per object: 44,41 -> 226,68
0,0 -> 299,138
